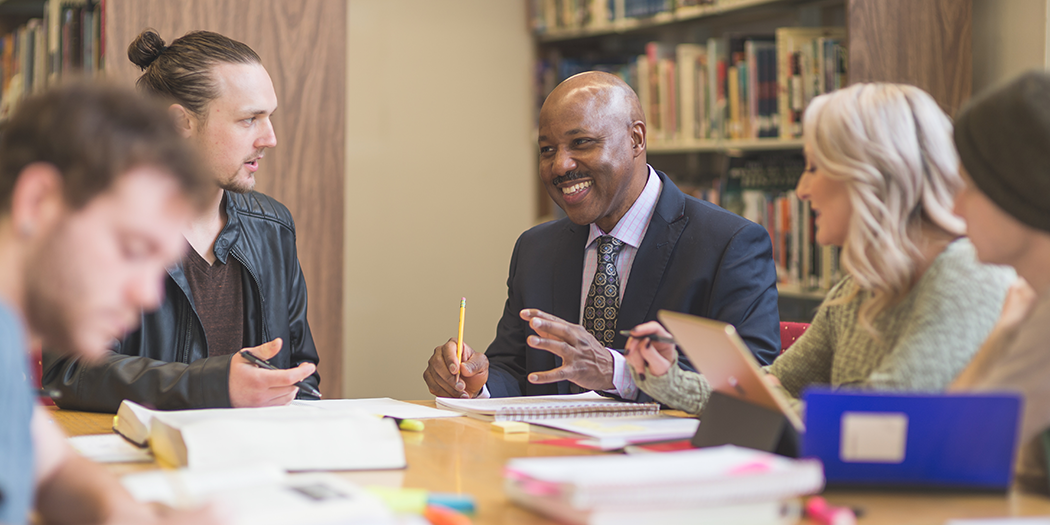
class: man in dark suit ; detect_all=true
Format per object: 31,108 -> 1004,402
423,71 -> 779,400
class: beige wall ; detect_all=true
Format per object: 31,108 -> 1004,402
973,0 -> 1050,94
344,1 -> 536,399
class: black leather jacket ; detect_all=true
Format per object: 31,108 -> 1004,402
43,191 -> 320,413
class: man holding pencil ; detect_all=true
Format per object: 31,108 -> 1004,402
424,71 -> 780,400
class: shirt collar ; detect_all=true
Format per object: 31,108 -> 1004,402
587,165 -> 662,249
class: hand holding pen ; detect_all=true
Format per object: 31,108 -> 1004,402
621,321 -> 678,381
240,348 -> 322,398
228,338 -> 319,407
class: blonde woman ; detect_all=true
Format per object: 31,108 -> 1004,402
623,83 -> 1014,415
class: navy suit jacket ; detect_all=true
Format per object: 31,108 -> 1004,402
485,171 -> 780,400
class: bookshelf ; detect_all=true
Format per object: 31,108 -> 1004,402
0,0 -> 103,119
530,0 -> 971,317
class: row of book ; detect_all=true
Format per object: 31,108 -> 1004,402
0,0 -> 103,119
532,0 -> 751,35
536,26 -> 847,144
724,154 -> 841,292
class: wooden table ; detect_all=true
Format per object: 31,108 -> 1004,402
47,405 -> 1050,525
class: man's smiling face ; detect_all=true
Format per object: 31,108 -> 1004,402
537,82 -> 644,233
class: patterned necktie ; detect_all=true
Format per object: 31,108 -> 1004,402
583,235 -> 625,348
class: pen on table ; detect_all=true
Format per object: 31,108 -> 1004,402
239,349 -> 322,398
618,330 -> 675,345
383,416 -> 425,432
36,388 -> 61,399
456,297 -> 466,383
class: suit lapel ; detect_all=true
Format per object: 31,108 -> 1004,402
542,221 -> 587,394
617,172 -> 689,348
550,221 -> 587,323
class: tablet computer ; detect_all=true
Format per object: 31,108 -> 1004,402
657,310 -> 804,432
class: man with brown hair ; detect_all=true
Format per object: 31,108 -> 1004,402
44,29 -> 319,411
0,82 -> 219,524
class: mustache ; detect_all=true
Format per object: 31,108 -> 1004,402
551,171 -> 589,187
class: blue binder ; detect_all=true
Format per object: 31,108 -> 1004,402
802,389 -> 1022,491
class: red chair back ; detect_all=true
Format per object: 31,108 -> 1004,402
780,322 -> 810,354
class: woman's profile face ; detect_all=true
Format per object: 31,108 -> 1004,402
797,143 -> 853,247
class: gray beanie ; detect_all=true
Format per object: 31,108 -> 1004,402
954,70 -> 1050,233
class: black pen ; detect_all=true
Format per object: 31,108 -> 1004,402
239,350 -> 323,398
618,330 -> 675,345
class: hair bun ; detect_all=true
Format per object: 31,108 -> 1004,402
127,29 -> 167,70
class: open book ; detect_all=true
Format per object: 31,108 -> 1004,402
121,464 -> 395,525
114,400 -> 405,471
115,398 -> 456,447
436,392 -> 660,421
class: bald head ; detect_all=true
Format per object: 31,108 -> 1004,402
537,71 -> 650,232
541,71 -> 646,128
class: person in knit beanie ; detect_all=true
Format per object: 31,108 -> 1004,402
951,69 -> 1050,494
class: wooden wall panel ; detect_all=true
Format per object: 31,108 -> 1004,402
848,0 -> 972,115
104,1 -> 345,398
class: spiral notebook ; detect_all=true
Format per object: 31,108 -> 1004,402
435,392 -> 660,421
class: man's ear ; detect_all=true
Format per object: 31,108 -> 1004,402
630,120 -> 646,157
10,162 -> 65,240
169,103 -> 196,138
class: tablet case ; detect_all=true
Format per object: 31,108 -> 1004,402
802,389 -> 1022,491
691,391 -> 801,458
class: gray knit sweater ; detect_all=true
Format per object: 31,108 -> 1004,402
635,238 -> 1014,415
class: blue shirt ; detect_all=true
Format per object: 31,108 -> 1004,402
0,302 -> 34,525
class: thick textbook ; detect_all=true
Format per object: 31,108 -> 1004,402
504,445 -> 822,525
113,400 -> 406,471
435,391 -> 660,421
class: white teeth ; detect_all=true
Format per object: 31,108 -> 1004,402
561,180 -> 592,195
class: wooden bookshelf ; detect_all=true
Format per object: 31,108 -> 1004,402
649,137 -> 804,154
536,0 -> 795,42
533,0 -> 972,114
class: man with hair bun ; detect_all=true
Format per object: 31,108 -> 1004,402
0,82 -> 220,524
951,70 -> 1050,494
43,29 -> 320,411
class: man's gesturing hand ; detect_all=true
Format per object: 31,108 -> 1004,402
423,338 -> 488,398
520,309 -> 615,391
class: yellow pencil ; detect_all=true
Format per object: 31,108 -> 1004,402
456,297 -> 466,379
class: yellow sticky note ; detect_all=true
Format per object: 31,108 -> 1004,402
491,421 -> 529,434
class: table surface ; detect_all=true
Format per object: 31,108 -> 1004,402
46,405 -> 1050,525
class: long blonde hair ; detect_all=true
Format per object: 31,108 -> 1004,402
803,83 -> 964,334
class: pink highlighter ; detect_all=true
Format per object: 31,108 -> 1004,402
805,496 -> 856,525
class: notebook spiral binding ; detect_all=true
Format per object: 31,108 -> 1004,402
493,402 -> 661,421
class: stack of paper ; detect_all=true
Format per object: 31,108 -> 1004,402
504,445 -> 824,525
121,464 -> 395,525
521,416 -> 700,450
437,392 -> 694,448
